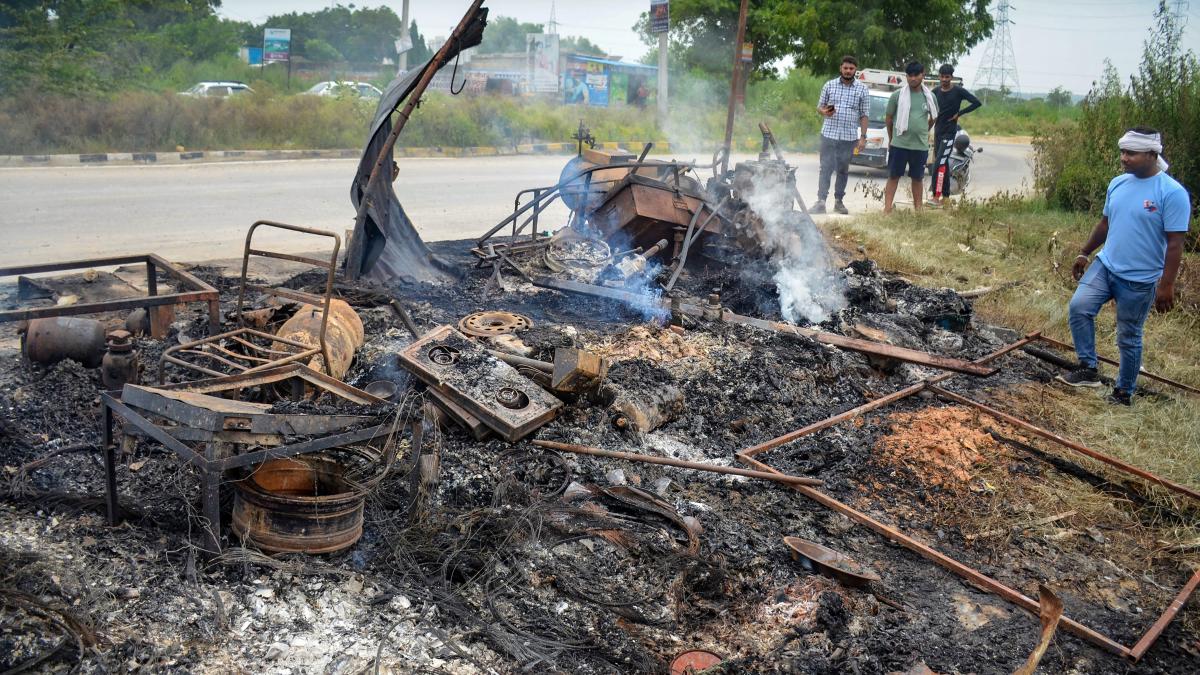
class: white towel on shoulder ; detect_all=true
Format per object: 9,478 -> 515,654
894,85 -> 938,136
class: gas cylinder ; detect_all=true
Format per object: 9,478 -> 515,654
101,330 -> 139,390
21,317 -> 106,368
272,299 -> 364,380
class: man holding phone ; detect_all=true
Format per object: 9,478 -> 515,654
813,55 -> 869,215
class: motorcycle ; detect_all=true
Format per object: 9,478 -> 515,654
932,128 -> 981,198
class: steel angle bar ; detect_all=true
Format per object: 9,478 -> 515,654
741,334 -> 1040,459
0,253 -> 221,333
1129,567 -> 1200,661
531,439 -> 824,486
927,386 -> 1200,502
1035,335 -> 1200,396
102,394 -> 207,469
217,423 -> 395,472
734,451 -> 1133,658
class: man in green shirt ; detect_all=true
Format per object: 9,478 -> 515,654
884,62 -> 938,213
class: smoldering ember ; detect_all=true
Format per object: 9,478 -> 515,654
2,5 -> 1198,675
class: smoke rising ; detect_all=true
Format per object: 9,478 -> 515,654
739,166 -> 847,324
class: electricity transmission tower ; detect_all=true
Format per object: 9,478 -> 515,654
1172,0 -> 1189,31
974,1 -> 1021,100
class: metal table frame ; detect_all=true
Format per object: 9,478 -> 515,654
101,388 -> 394,554
0,253 -> 221,335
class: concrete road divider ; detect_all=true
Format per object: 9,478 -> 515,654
0,141 -> 671,167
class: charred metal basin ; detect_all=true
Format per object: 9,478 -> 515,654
784,536 -> 881,588
232,455 -> 365,554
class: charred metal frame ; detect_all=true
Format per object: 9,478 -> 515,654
736,332 -> 1200,661
472,159 -> 714,265
0,254 -> 221,335
159,221 -> 341,382
100,367 -> 391,553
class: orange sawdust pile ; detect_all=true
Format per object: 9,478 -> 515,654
874,406 -> 1003,487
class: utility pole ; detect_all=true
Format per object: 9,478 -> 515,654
658,31 -> 668,122
974,1 -> 1021,101
399,0 -> 410,73
720,0 -> 750,176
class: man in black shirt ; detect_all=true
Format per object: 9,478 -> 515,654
930,64 -> 982,204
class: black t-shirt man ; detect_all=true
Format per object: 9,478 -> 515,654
930,79 -> 982,199
933,85 -> 982,138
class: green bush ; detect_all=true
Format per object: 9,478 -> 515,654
1033,5 -> 1199,241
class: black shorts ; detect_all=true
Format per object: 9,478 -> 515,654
888,147 -> 927,179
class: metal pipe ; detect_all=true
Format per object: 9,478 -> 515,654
927,385 -> 1200,502
1035,334 -> 1200,396
389,299 -> 421,339
488,350 -> 553,373
532,439 -> 824,487
734,451 -> 1132,658
740,334 -> 1040,459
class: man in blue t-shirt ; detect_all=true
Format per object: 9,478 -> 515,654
1056,128 -> 1191,405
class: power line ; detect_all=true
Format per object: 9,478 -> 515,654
975,1 -> 1021,98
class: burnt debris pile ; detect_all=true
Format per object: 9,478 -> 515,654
2,129 -> 1200,672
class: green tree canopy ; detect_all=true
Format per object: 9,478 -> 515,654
478,16 -> 543,53
0,0 -> 239,93
637,0 -> 994,78
406,20 -> 432,65
255,5 -> 403,64
561,35 -> 606,57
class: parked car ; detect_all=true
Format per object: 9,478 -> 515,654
304,81 -> 383,99
179,81 -> 254,98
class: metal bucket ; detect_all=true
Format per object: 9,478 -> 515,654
231,455 -> 365,554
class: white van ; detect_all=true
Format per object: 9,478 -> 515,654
849,69 -> 904,170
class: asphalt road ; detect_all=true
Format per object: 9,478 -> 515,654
0,144 -> 1032,267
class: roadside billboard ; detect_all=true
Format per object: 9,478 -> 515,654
564,58 -> 609,107
650,0 -> 669,34
526,33 -> 560,93
263,28 -> 291,64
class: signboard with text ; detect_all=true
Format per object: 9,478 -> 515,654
650,0 -> 669,34
526,33 -> 560,93
263,28 -> 291,64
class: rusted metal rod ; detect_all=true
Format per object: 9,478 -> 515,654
532,439 -> 824,487
488,350 -> 553,373
734,451 -> 1132,658
741,334 -> 1040,459
1035,334 -> 1200,396
927,385 -> 1200,502
1129,567 -> 1200,661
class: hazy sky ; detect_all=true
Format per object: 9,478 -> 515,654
218,1 -> 1200,94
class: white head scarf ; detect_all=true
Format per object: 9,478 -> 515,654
1118,130 -> 1169,172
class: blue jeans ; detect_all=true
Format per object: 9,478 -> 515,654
1068,261 -> 1157,393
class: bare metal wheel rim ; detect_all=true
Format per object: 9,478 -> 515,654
458,311 -> 532,337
